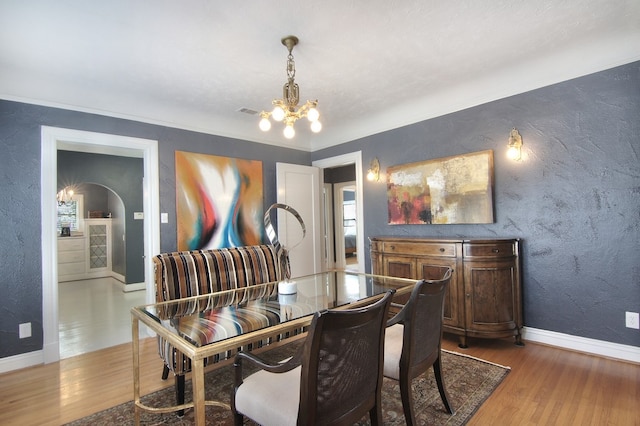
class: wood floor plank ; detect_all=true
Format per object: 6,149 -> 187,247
0,334 -> 638,425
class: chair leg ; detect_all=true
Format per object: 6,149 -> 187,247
161,364 -> 169,380
369,404 -> 382,426
399,375 -> 416,426
175,374 -> 185,417
233,412 -> 244,426
433,357 -> 454,414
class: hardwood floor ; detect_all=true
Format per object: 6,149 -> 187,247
1,334 -> 638,425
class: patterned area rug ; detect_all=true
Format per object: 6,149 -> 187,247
66,342 -> 509,425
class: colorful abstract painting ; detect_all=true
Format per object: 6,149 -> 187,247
387,150 -> 494,224
176,151 -> 263,250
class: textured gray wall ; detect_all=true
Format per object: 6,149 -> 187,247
0,61 -> 637,360
0,101 -> 309,358
312,62 -> 640,347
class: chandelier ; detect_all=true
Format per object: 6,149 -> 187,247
56,187 -> 74,205
259,35 -> 321,139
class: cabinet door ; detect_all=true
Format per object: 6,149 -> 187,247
86,220 -> 112,277
383,255 -> 415,279
463,258 -> 519,333
416,258 -> 463,329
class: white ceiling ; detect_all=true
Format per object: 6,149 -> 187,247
1,0 -> 639,152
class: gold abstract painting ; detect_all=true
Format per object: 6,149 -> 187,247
387,150 -> 494,224
176,151 -> 263,250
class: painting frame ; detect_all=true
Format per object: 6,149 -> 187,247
387,150 -> 494,225
175,151 -> 264,250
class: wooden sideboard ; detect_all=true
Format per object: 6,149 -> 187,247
370,237 -> 523,347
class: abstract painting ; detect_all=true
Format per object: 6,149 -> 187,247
387,150 -> 494,224
176,151 -> 263,250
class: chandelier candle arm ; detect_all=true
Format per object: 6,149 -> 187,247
259,35 -> 321,139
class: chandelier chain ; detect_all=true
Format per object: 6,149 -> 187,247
287,53 -> 296,79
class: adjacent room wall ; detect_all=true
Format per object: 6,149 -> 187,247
58,151 -> 144,283
312,61 -> 640,348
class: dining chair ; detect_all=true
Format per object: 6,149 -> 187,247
383,268 -> 454,425
232,290 -> 394,426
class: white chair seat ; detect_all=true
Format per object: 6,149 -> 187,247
383,323 -> 404,380
234,365 -> 301,426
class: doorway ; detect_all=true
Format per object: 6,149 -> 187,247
41,127 -> 160,364
312,152 -> 365,273
334,181 -> 358,271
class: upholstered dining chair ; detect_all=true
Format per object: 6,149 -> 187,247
232,290 -> 394,426
383,268 -> 454,425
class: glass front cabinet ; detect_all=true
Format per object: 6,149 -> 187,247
85,219 -> 112,278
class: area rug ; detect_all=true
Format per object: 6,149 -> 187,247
66,342 -> 509,425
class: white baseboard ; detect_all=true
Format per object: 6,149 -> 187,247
113,280 -> 145,292
522,327 -> 640,363
0,350 -> 43,374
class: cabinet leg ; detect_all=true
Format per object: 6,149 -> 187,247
514,333 -> 525,347
458,335 -> 468,349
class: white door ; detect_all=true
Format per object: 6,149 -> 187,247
276,163 -> 323,277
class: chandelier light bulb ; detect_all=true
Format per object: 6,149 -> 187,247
283,124 -> 295,139
272,106 -> 285,122
259,117 -> 271,132
307,107 -> 320,122
310,120 -> 322,133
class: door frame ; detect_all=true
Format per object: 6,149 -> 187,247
312,152 -> 364,273
41,126 -> 160,363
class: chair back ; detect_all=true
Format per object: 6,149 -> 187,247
402,268 -> 452,376
298,290 -> 394,425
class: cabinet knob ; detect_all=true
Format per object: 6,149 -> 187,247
390,245 -> 395,250
439,247 -> 445,252
492,248 -> 499,253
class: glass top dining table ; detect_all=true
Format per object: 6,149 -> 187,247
130,270 -> 418,425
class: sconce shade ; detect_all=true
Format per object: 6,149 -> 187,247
367,157 -> 380,181
507,128 -> 523,161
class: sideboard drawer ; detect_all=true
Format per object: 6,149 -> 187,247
59,250 -> 85,264
58,237 -> 85,251
382,241 -> 457,257
59,261 -> 85,276
463,242 -> 515,258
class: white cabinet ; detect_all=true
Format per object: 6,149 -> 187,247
85,219 -> 112,278
58,236 -> 87,282
57,219 -> 112,281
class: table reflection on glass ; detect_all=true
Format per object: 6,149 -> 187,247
131,270 -> 417,425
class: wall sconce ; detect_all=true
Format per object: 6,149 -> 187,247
507,128 -> 523,161
367,157 -> 380,182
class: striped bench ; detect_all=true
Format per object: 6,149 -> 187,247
153,244 -> 287,415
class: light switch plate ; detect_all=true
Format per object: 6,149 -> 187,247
161,213 -> 169,223
625,312 -> 639,329
134,212 -> 144,220
19,322 -> 32,339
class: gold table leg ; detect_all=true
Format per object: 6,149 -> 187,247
132,315 -> 141,426
192,357 -> 205,425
